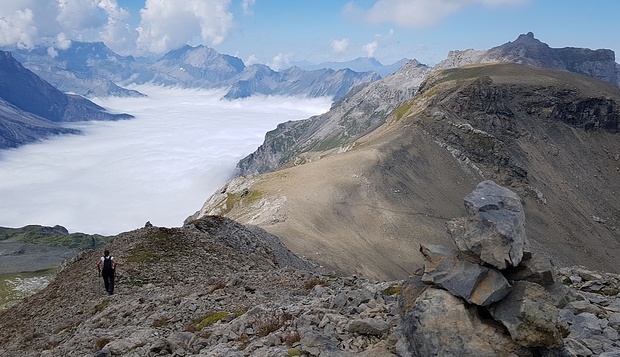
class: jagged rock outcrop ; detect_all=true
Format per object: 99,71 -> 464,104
436,32 -> 619,86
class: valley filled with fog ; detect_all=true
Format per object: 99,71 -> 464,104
0,86 -> 331,235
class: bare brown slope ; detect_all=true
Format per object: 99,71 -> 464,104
194,63 -> 620,280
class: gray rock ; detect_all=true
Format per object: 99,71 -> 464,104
487,281 -> 563,347
398,287 -> 526,356
299,328 -> 341,356
449,180 -> 527,269
93,350 -> 111,357
570,312 -> 604,339
503,251 -> 556,286
600,352 -> 620,357
419,243 -> 458,261
347,318 -> 390,337
608,312 -> 620,330
563,338 -> 593,357
422,256 -> 511,306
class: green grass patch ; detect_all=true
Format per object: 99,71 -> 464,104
94,298 -> 110,313
222,189 -> 264,214
198,312 -> 229,330
382,285 -> 402,296
0,225 -> 112,250
392,103 -> 412,121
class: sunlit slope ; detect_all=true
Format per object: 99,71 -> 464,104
194,63 -> 620,280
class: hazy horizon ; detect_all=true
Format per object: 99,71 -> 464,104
0,85 -> 331,235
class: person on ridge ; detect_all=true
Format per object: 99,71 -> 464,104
97,250 -> 117,295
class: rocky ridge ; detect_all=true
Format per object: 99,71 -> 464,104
194,62 -> 620,280
235,33 -> 620,176
1,185 -> 619,356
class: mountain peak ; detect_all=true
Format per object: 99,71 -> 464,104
504,32 -> 547,48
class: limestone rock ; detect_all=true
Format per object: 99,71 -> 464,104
397,287 -> 526,356
449,180 -> 527,269
487,281 -> 563,348
422,255 -> 511,306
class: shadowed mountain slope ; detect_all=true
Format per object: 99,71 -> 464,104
0,51 -> 132,149
193,63 -> 620,280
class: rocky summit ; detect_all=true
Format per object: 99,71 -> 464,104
1,184 -> 619,356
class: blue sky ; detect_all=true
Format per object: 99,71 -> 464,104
1,0 -> 619,68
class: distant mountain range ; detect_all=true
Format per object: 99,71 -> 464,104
0,51 -> 132,149
132,44 -> 381,100
292,57 -> 409,77
8,43 -> 383,101
2,32 -> 620,151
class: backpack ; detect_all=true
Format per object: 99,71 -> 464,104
103,256 -> 113,271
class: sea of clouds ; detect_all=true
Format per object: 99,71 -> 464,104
0,85 -> 331,235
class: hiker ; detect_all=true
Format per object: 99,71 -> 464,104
97,250 -> 117,295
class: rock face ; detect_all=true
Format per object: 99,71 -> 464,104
436,32 -> 620,87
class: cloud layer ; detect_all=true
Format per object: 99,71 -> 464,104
0,0 -> 242,56
0,86 -> 331,235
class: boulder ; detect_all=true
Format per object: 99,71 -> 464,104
487,281 -> 564,348
421,256 -> 511,306
397,287 -> 527,356
448,180 -> 527,269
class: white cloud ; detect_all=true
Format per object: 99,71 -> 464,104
56,0 -> 107,34
344,0 -> 528,27
269,53 -> 290,70
136,0 -> 234,54
0,8 -> 37,49
47,47 -> 59,58
0,0 -> 236,56
246,54 -> 259,65
331,38 -> 350,53
98,0 -> 139,56
55,32 -> 72,50
241,0 -> 256,15
0,86 -> 331,235
362,41 -> 378,57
